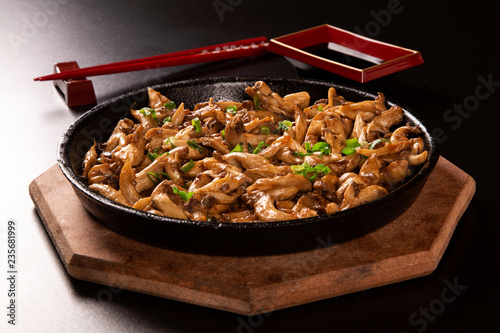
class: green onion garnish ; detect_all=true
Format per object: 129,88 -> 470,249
341,147 -> 357,155
172,186 -> 193,202
147,171 -> 171,183
147,149 -> 167,161
221,129 -> 225,139
252,141 -> 269,154
157,172 -> 171,180
260,126 -> 270,134
290,164 -> 305,173
180,159 -> 195,173
311,141 -> 331,156
150,109 -> 159,123
304,170 -> 318,181
341,138 -> 367,155
277,120 -> 293,132
225,105 -> 238,115
291,162 -> 331,181
315,164 -> 331,174
294,151 -> 312,157
147,172 -> 159,184
140,108 -> 159,124
163,116 -> 172,123
312,142 -> 329,151
164,101 -> 176,109
253,94 -> 261,110
164,137 -> 176,148
231,143 -> 243,152
318,105 -> 323,111
187,140 -> 203,154
345,138 -> 360,147
295,141 -> 331,158
369,138 -> 390,150
192,117 -> 201,133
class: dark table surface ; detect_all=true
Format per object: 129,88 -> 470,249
1,0 -> 498,332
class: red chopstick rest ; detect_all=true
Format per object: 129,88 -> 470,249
267,24 -> 424,83
53,61 -> 97,107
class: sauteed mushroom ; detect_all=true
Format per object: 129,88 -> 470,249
81,81 -> 429,222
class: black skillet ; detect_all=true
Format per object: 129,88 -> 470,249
57,77 -> 438,255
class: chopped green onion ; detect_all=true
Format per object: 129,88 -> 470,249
231,143 -> 244,152
318,105 -> 323,111
341,147 -> 357,155
164,101 -> 176,109
293,151 -> 312,157
311,142 -> 322,151
252,141 -> 269,154
187,140 -> 203,154
311,141 -> 331,156
163,116 -> 172,123
304,170 -> 318,181
225,105 -> 238,115
157,172 -> 171,180
192,117 -> 202,133
147,172 -> 160,184
260,126 -> 270,134
139,108 -> 159,124
181,159 -> 195,173
290,164 -> 306,173
277,120 -> 293,132
221,129 -> 225,139
341,137 -> 367,156
147,147 -> 160,160
147,171 -> 170,183
150,109 -> 159,123
172,186 -> 193,202
314,164 -> 331,175
164,137 -> 176,148
291,162 -> 331,181
253,94 -> 261,110
296,141 -> 331,158
277,121 -> 287,132
345,138 -> 360,147
369,138 -> 390,150
147,150 -> 166,161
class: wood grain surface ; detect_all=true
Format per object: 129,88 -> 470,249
29,157 -> 475,315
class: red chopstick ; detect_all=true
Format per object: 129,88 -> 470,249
34,37 -> 269,81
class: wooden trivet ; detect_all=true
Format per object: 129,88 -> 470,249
29,157 -> 475,315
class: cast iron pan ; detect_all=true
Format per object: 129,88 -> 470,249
57,77 -> 438,255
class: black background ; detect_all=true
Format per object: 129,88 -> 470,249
0,0 -> 498,332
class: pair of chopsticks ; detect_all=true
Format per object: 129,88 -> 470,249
34,36 -> 269,81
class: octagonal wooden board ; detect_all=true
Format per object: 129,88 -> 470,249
29,157 -> 475,315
